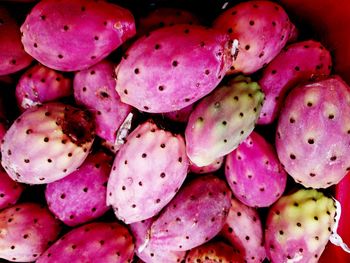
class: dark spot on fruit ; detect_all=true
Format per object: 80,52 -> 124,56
295,66 -> 300,71
307,102 -> 313,107
245,236 -> 250,240
72,245 -> 77,249
178,157 -> 183,162
205,69 -> 210,75
308,138 -> 314,144
309,173 -> 316,177
91,207 -> 96,212
297,222 -> 301,227
10,246 -> 15,250
154,44 -> 161,50
329,114 -> 335,119
227,28 -> 233,33
58,54 -> 63,59
24,159 -> 30,163
184,29 -> 190,34
60,194 -> 66,199
158,85 -> 164,91
259,52 -> 264,58
160,172 -> 166,178
94,36 -> 99,41
330,156 -> 337,161
237,212 -> 242,216
239,112 -> 244,117
144,106 -> 149,110
68,153 -> 72,157
156,199 -> 161,203
100,91 -> 109,98
44,137 -> 49,142
249,20 -> 255,26
23,234 -> 28,239
172,60 -> 178,67
34,43 -> 38,48
142,153 -> 147,158
132,204 -> 136,208
63,25 -> 69,31
245,45 -> 250,50
222,121 -> 227,125
272,21 -> 276,26
290,154 -> 296,160
83,187 -> 88,193
69,215 -> 74,219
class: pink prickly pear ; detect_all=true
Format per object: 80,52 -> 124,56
265,189 -> 336,263
138,7 -> 200,36
37,222 -> 134,263
74,60 -> 132,146
1,102 -> 95,184
258,40 -> 332,124
276,76 -> 350,188
16,64 -> 72,111
185,241 -> 243,262
107,120 -> 189,224
213,0 -> 296,74
130,218 -> 186,263
190,156 -> 224,174
225,131 -> 287,207
21,0 -> 136,71
0,98 -> 7,142
0,203 -> 61,262
185,75 -> 264,167
45,151 -> 112,226
220,196 -> 266,263
0,167 -> 24,210
0,6 -> 32,76
115,24 -> 233,113
163,103 -> 194,123
148,174 -> 231,251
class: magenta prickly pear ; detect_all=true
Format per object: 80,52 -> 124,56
115,24 -> 233,113
16,64 -> 72,111
258,40 -> 332,124
225,131 -> 287,207
0,167 -> 24,210
74,60 -> 132,146
107,120 -> 189,224
148,174 -> 231,251
220,196 -> 266,263
45,151 -> 112,226
130,218 -> 186,263
0,7 -> 32,76
37,222 -> 134,263
185,241 -> 243,262
1,102 -> 95,184
138,7 -> 200,36
213,0 -> 296,74
190,156 -> 224,174
0,203 -> 61,262
276,76 -> 350,188
21,0 -> 136,71
185,75 -> 264,167
265,189 -> 336,263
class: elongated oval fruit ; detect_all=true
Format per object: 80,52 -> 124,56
148,174 -> 231,251
1,102 -> 95,184
21,0 -> 136,71
115,24 -> 233,113
276,76 -> 350,188
185,75 -> 264,167
0,203 -> 61,262
107,120 -> 189,224
37,222 -> 134,263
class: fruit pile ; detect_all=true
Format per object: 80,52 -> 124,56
0,0 -> 349,262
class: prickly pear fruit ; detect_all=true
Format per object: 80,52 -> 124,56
185,241 -> 243,262
130,218 -> 186,263
115,24 -> 233,113
185,75 -> 264,167
37,222 -> 134,263
0,7 -> 32,76
225,131 -> 287,207
16,64 -> 72,111
1,102 -> 95,184
0,203 -> 61,262
163,103 -> 194,123
276,76 -> 350,188
107,120 -> 189,224
220,196 -> 266,263
74,60 -> 132,145
213,0 -> 296,74
0,167 -> 24,210
148,174 -> 231,251
190,156 -> 224,174
0,99 -> 7,142
265,189 -> 336,263
138,7 -> 200,36
258,40 -> 332,124
45,151 -> 112,226
21,0 -> 136,71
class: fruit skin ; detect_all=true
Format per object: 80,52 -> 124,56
1,102 -> 95,185
213,0 -> 296,74
220,196 -> 266,263
0,203 -> 61,262
21,0 -> 136,71
148,174 -> 231,251
185,75 -> 264,167
185,241 -> 243,263
265,188 -> 336,263
163,103 -> 194,123
107,120 -> 189,224
74,60 -> 132,146
115,24 -> 233,113
225,131 -> 287,207
258,40 -> 332,124
190,156 -> 224,174
0,7 -> 32,76
45,151 -> 112,227
16,64 -> 72,111
36,222 -> 134,263
276,76 -> 350,188
0,167 -> 24,210
130,217 -> 186,263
